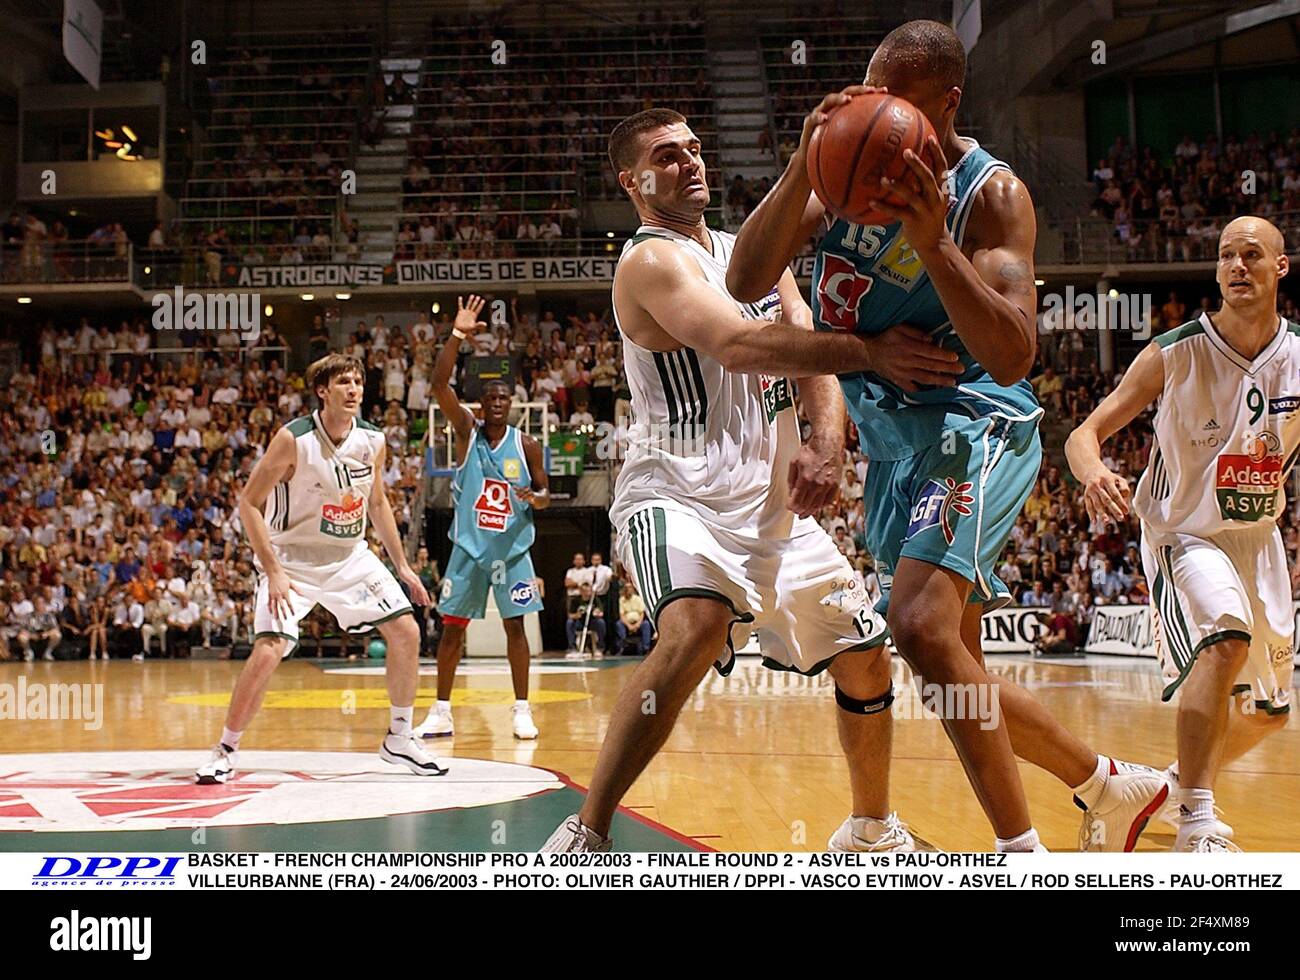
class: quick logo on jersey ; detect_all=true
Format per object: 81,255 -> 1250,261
1216,438 -> 1282,521
906,478 -> 975,545
816,255 -> 873,331
509,581 -> 536,606
871,233 -> 924,291
760,375 -> 793,422
320,492 -> 364,538
473,478 -> 513,532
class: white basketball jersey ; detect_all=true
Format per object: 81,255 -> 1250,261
265,411 -> 386,558
610,225 -> 810,539
1134,314 -> 1300,536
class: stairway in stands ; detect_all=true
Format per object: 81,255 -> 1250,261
350,55 -> 422,264
707,30 -> 778,231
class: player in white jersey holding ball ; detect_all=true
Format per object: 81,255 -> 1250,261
1067,216 -> 1294,851
544,108 -> 963,853
196,353 -> 446,784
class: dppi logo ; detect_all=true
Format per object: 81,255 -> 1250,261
906,478 -> 974,545
509,581 -> 535,606
473,479 -> 512,532
34,855 -> 181,888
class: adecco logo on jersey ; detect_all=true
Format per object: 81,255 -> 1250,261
0,751 -> 562,833
33,856 -> 181,888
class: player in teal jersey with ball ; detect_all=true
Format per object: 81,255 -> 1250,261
730,20 -> 1166,851
415,295 -> 550,741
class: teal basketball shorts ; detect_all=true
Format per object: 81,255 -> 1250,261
864,414 -> 1041,614
438,544 -> 544,622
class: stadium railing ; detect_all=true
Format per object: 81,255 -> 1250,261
0,240 -> 132,284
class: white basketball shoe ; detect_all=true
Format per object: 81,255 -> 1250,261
195,743 -> 238,785
1077,758 -> 1168,852
541,815 -> 612,853
512,703 -> 539,740
827,813 -> 916,852
415,703 -> 454,738
380,732 -> 449,776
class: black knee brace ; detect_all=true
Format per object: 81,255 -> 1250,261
835,684 -> 894,715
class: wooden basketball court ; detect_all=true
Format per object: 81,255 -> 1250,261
2,652 -> 1296,852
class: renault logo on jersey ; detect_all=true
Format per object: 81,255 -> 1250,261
871,233 -> 924,291
473,478 -> 513,532
502,458 -> 522,480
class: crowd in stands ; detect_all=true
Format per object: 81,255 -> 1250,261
5,278 -> 1300,661
396,17 -> 717,257
1091,129 -> 1300,260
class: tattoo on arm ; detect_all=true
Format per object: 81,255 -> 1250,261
998,259 -> 1034,297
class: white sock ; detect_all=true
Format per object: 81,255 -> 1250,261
220,727 -> 242,751
1167,760 -> 1180,784
515,699 -> 529,710
436,699 -> 452,714
389,706 -> 413,737
995,828 -> 1041,853
1178,787 -> 1215,830
1071,754 -> 1108,810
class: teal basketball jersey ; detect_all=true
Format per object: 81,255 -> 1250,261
450,423 -> 535,562
810,139 -> 1042,461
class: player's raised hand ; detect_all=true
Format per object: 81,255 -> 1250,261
797,84 -> 887,164
397,565 -> 431,607
863,324 -> 964,393
454,294 -> 488,336
1081,465 -> 1131,526
265,568 -> 303,621
786,442 -> 841,517
874,135 -> 952,251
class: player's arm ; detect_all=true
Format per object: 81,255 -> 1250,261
366,441 -> 430,606
875,146 -> 1038,386
431,295 -> 481,446
237,426 -> 298,618
620,240 -> 877,378
1063,342 -> 1165,525
515,433 -> 550,511
778,269 -> 845,517
727,85 -> 879,302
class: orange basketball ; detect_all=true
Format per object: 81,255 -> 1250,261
806,93 -> 938,225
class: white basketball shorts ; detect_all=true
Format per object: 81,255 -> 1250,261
1140,523 -> 1293,713
616,503 -> 888,676
253,545 -> 413,656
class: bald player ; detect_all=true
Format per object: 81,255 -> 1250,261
1067,216 -> 1294,852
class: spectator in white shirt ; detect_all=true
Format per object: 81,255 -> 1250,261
565,553 -> 594,596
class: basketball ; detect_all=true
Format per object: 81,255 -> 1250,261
806,92 -> 938,225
